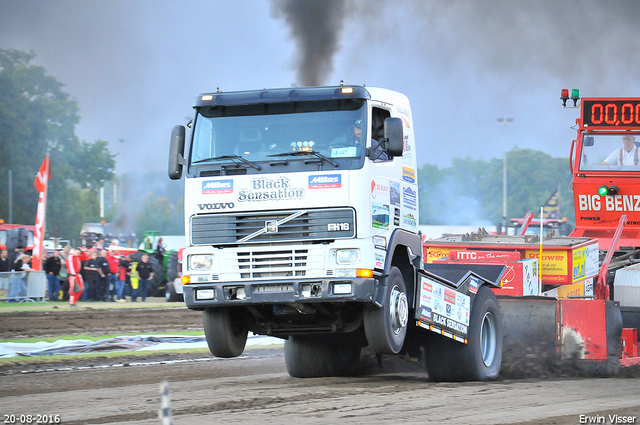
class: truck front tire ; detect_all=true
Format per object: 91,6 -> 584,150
424,285 -> 503,381
203,307 -> 248,358
363,266 -> 408,354
284,333 -> 361,378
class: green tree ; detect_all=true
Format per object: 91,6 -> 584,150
72,139 -> 116,191
0,48 -> 115,240
418,148 -> 574,226
135,195 -> 184,241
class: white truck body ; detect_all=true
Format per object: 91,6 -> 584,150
168,85 -> 504,380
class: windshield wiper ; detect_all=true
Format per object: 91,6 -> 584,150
267,151 -> 338,167
192,155 -> 261,170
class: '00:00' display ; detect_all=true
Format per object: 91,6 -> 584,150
582,99 -> 640,127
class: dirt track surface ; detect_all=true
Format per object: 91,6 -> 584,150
1,306 -> 640,424
0,303 -> 203,339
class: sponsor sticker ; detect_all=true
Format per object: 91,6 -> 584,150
418,275 -> 471,336
372,203 -> 390,229
372,235 -> 387,250
402,186 -> 417,210
202,179 -> 233,194
402,213 -> 417,228
308,174 -> 341,189
371,180 -> 389,200
420,306 -> 432,320
402,166 -> 416,183
390,182 -> 401,206
525,249 -> 568,280
469,276 -> 479,294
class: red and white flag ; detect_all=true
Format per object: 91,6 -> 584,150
32,155 -> 51,270
34,155 -> 51,193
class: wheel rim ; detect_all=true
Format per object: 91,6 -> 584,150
389,285 -> 408,334
480,311 -> 497,366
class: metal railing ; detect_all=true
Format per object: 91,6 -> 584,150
0,271 -> 47,302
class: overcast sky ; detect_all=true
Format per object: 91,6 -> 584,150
1,0 -> 640,175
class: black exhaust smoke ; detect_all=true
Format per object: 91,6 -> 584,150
271,0 -> 349,87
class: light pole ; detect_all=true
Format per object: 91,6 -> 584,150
497,117 -> 513,231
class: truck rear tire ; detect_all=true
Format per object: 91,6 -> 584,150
284,333 -> 361,378
424,285 -> 502,381
203,307 -> 248,358
363,266 -> 408,354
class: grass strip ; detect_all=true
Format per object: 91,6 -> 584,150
0,342 -> 284,367
0,330 -> 205,344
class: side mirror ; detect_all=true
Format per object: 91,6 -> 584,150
168,125 -> 186,180
384,117 -> 403,157
584,136 -> 594,147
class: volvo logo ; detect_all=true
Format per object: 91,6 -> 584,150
265,220 -> 278,233
197,202 -> 234,211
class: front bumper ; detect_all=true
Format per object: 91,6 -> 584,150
184,276 -> 377,310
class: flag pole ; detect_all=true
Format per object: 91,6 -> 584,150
538,206 -> 543,295
32,154 -> 50,271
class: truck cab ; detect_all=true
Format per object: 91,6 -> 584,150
169,85 -> 423,365
569,98 -> 640,251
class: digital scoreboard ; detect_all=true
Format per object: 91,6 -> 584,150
582,98 -> 640,128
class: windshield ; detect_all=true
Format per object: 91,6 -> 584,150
579,132 -> 640,171
189,99 -> 366,173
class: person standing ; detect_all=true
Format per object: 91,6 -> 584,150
105,251 -> 119,302
8,253 -> 33,301
44,250 -> 62,301
97,250 -> 111,301
115,254 -> 130,302
155,237 -> 165,264
79,248 -> 91,301
84,251 -> 102,301
135,254 -> 154,302
0,249 -> 10,299
67,248 -> 84,306
0,249 -> 11,272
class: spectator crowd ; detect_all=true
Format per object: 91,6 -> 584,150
0,241 -> 158,305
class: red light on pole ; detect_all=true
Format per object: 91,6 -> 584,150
561,89 -> 569,106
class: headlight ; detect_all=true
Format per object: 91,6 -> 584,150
190,254 -> 214,270
336,249 -> 359,265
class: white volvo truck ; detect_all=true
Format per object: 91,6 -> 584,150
168,85 -> 504,380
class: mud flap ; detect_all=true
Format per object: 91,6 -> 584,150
497,296 -> 558,372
